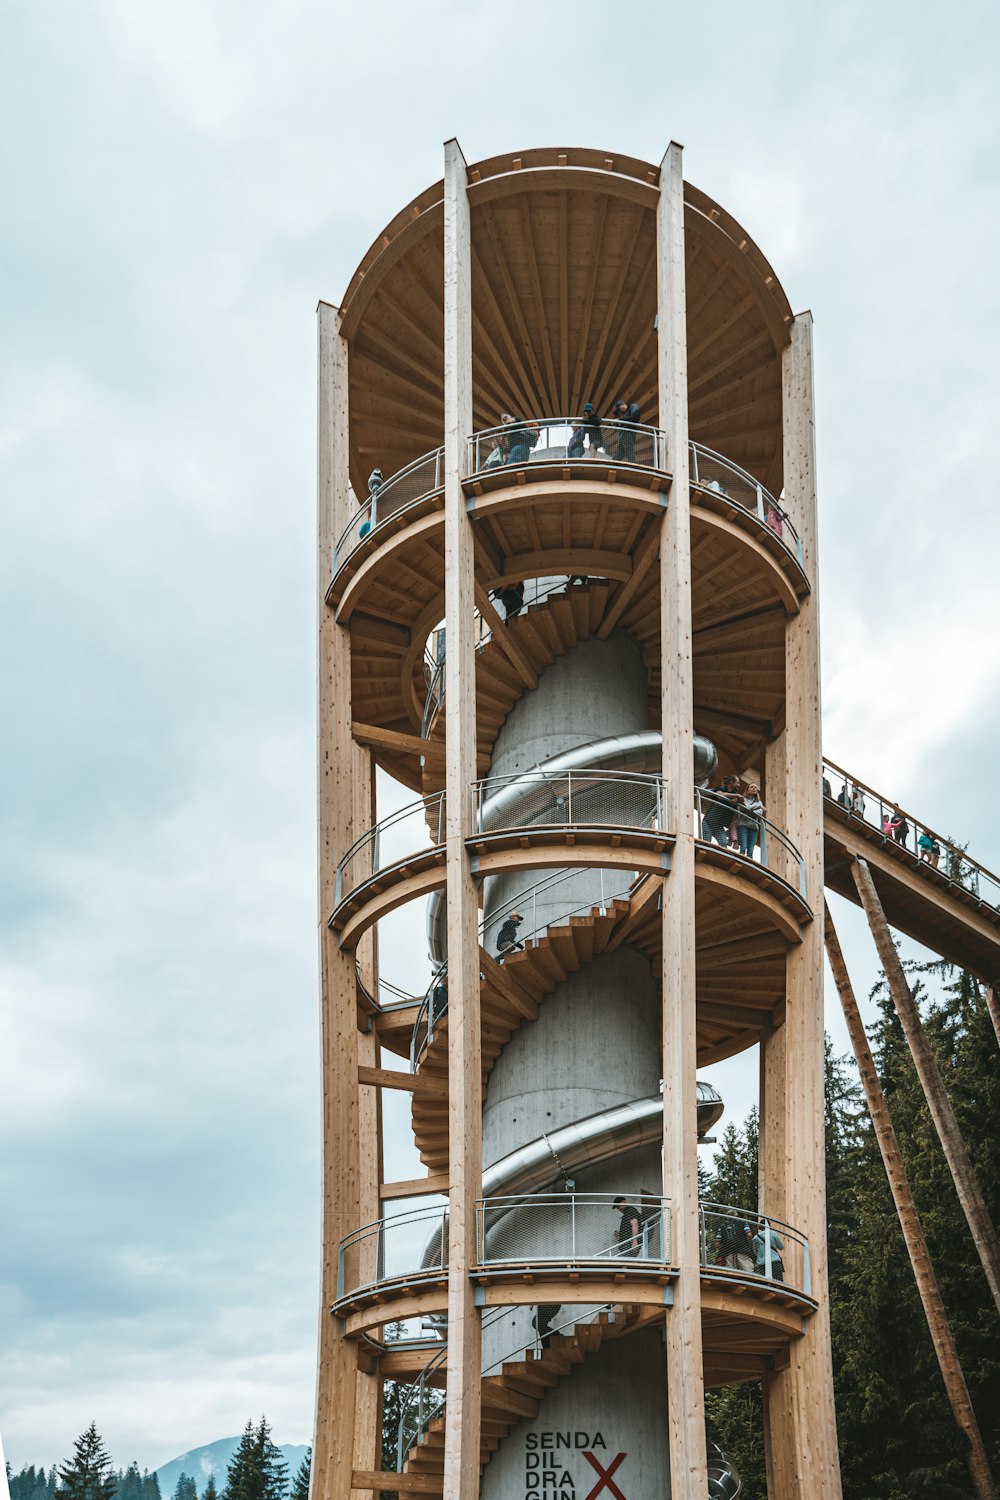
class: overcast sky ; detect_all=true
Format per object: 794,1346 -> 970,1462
2,0 -> 999,1475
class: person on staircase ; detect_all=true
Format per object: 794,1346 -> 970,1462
492,580 -> 525,622
613,1197 -> 643,1258
531,1303 -> 560,1349
495,911 -> 525,962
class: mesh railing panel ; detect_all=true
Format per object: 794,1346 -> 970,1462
332,447 -> 444,575
468,418 -> 665,474
337,1205 -> 447,1302
336,791 -> 446,908
700,1202 -> 809,1295
477,1193 -> 671,1267
472,769 -> 667,837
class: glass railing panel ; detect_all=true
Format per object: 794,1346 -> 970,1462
468,417 -> 666,475
694,787 -> 806,897
336,791 -> 446,909
337,1203 -> 448,1302
690,439 -> 802,563
332,446 -> 444,577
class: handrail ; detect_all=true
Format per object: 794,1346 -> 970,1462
689,438 -> 801,565
411,866 -> 634,1068
695,788 -> 807,898
335,790 -> 446,910
332,446 -> 444,576
421,575 -> 580,738
471,766 -> 668,836
467,415 -> 667,474
477,1191 -> 672,1267
330,421 -> 802,584
823,756 -> 1000,910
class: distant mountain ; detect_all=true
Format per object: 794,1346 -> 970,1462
154,1438 -> 309,1500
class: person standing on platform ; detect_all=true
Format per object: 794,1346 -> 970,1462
611,398 -> 640,463
580,403 -> 603,456
701,774 -> 741,846
736,783 -> 765,859
613,1196 -> 642,1257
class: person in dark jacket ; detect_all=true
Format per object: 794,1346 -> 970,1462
613,1196 -> 642,1257
495,911 -> 525,961
500,413 -> 539,466
580,403 -> 603,456
492,581 -> 525,622
701,775 -> 741,846
611,399 -> 640,463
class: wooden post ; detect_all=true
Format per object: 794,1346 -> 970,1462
314,303 -> 375,1500
761,312 -> 843,1500
824,910 -> 995,1500
441,136 -> 482,1500
852,857 -> 1000,1317
657,139 -> 708,1499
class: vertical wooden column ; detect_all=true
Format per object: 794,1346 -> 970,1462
314,302 -> 374,1500
852,857 -> 1000,1316
824,911 -> 995,1500
441,136 -> 482,1500
760,734 -> 788,1226
762,312 -> 843,1500
657,140 -> 708,1498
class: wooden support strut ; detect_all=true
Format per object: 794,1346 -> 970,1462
824,909 -> 995,1500
852,856 -> 1000,1319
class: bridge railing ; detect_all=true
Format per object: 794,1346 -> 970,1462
823,757 -> 1000,909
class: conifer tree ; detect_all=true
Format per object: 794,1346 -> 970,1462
57,1425 -> 117,1500
202,1478 -> 218,1500
140,1472 -> 160,1500
171,1476 -> 197,1500
288,1452 -> 309,1500
221,1421 -> 287,1500
115,1463 -> 144,1500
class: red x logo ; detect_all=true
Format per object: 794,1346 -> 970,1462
582,1450 -> 628,1500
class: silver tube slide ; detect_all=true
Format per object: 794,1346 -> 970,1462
426,730 -> 715,963
420,1084 -> 724,1269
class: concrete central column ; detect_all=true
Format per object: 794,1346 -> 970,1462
478,625 -> 669,1498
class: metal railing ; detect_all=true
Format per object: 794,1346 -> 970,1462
468,416 -> 667,473
823,757 -> 1000,910
699,1201 -> 810,1296
332,447 -> 444,576
335,791 -> 446,910
694,788 -> 807,897
471,767 -> 668,837
410,868 -> 635,1069
477,1192 -> 671,1267
336,1202 -> 447,1303
330,424 -> 801,584
421,576 -> 581,738
690,440 -> 802,565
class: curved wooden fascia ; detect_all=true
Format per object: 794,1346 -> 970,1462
337,1271 -> 813,1342
340,151 -> 793,350
694,853 -> 809,943
467,474 -> 667,517
691,506 -> 803,613
337,509 -> 445,626
329,491 -> 445,610
334,859 -> 447,952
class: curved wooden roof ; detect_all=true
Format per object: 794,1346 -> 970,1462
340,146 -> 794,503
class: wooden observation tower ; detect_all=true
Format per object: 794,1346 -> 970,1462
315,143 -> 1000,1500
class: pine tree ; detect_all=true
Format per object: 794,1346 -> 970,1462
221,1420 -> 287,1500
140,1472 -> 160,1500
115,1463 -> 145,1500
171,1477 -> 197,1500
57,1426 -> 117,1500
202,1479 -> 218,1500
288,1452 -> 309,1500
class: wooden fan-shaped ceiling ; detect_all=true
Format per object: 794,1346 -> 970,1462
340,148 -> 793,506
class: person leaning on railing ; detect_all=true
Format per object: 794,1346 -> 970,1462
580,402 -> 603,455
736,783 -> 765,859
498,412 -> 540,465
610,399 -> 640,463
752,1220 -> 785,1281
701,775 -> 741,846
